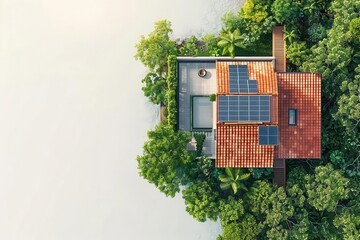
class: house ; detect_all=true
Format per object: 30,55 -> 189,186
176,26 -> 321,186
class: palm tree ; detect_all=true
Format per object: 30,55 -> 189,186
219,168 -> 251,194
217,29 -> 245,57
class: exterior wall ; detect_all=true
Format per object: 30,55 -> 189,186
273,158 -> 286,187
178,61 -> 217,156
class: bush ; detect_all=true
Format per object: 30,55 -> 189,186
209,94 -> 216,102
194,133 -> 206,156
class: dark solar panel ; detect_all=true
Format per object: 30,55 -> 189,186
258,126 -> 278,145
218,95 -> 270,122
228,65 -> 258,93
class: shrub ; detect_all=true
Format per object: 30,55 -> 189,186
165,55 -> 178,127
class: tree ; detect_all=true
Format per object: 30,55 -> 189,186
244,180 -> 273,217
218,196 -> 244,225
219,168 -> 250,194
237,0 -> 275,43
141,72 -> 166,104
217,29 -> 245,57
336,65 -> 360,135
191,155 -> 214,179
284,29 -> 299,43
201,34 -> 220,56
330,136 -> 360,178
137,123 -> 192,197
334,194 -> 360,239
135,20 -> 178,105
182,180 -> 219,222
287,41 -> 310,67
272,0 -> 301,27
350,17 -> 360,42
248,168 -> 273,179
194,133 -> 206,157
134,20 -> 177,73
218,214 -> 260,240
287,166 -> 308,189
305,164 -> 350,212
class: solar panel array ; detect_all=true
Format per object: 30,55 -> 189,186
218,95 -> 270,122
229,65 -> 258,93
258,126 -> 278,145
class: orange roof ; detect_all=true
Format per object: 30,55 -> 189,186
216,124 -> 274,168
275,73 -> 321,159
216,61 -> 278,95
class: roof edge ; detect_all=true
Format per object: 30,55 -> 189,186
177,56 -> 275,62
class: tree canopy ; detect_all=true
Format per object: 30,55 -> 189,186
135,20 -> 177,73
136,123 -> 192,197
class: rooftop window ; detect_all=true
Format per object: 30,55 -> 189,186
288,109 -> 297,126
191,96 -> 213,131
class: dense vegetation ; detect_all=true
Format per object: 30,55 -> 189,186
135,0 -> 360,239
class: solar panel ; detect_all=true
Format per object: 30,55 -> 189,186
258,126 -> 278,145
218,95 -> 270,122
229,65 -> 258,93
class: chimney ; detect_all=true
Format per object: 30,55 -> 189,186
272,26 -> 286,72
273,158 -> 286,188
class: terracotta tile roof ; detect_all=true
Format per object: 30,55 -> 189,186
216,61 -> 278,95
275,73 -> 321,159
216,124 -> 274,168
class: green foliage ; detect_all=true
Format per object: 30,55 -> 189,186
182,180 -> 219,222
221,12 -> 242,32
350,17 -> 360,42
217,29 -> 245,57
193,156 -> 214,178
272,0 -> 301,27
135,20 -> 177,73
305,164 -> 350,211
194,133 -> 206,157
135,20 -> 178,105
209,94 -> 216,102
238,0 -> 275,43
287,41 -> 310,67
219,168 -> 250,194
264,187 -> 294,229
165,55 -> 177,127
333,201 -> 360,240
307,23 -> 328,44
287,166 -> 307,189
201,34 -> 220,56
248,168 -> 273,179
137,123 -> 191,197
218,196 -> 244,225
330,142 -> 360,178
244,180 -> 273,217
141,72 -> 166,104
218,214 -> 260,240
178,36 -> 204,56
336,65 -> 360,134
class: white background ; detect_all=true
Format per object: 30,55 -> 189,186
0,0 -> 243,239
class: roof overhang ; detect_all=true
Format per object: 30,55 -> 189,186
177,56 -> 275,62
